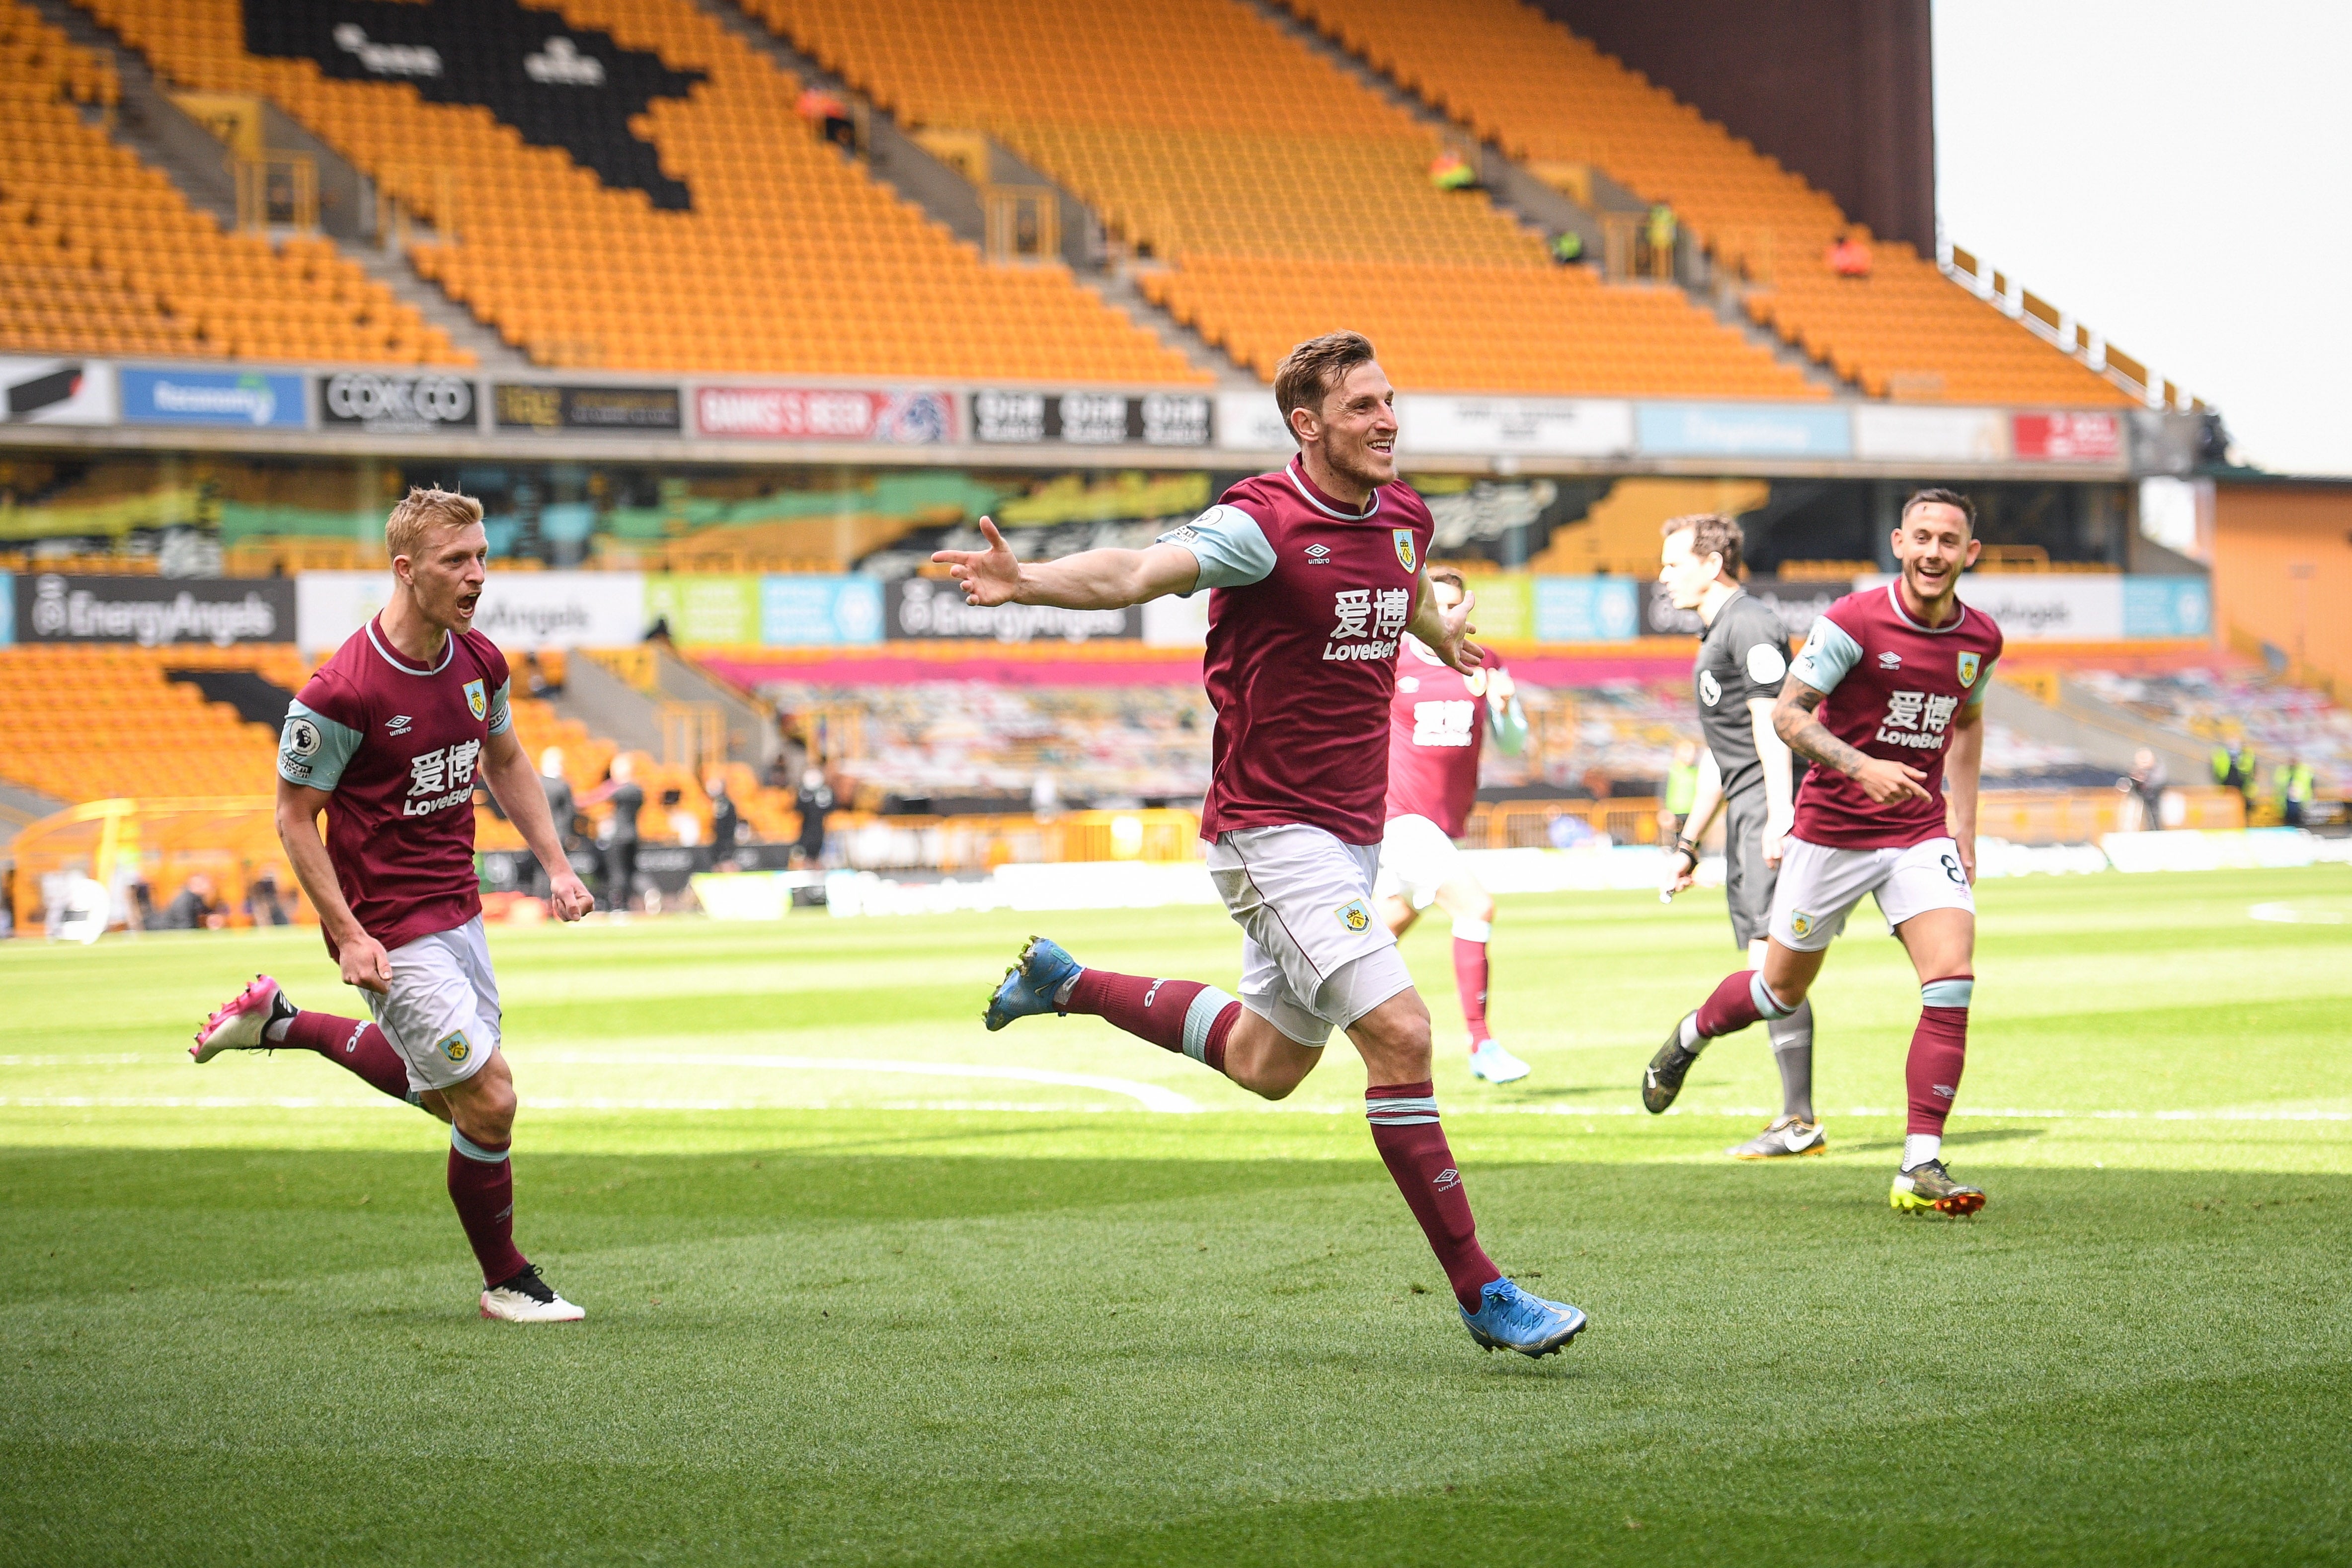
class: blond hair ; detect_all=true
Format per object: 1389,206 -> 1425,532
386,485 -> 484,563
1272,330 -> 1377,445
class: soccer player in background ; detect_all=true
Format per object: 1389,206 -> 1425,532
1376,564 -> 1532,1086
1642,490 -> 2003,1215
192,486 -> 596,1320
935,332 -> 1587,1357
1651,514 -> 1819,1158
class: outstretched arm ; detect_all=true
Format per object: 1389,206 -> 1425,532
932,518 -> 1202,610
1773,679 -> 1930,804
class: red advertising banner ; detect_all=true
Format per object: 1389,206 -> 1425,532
2012,410 -> 2122,462
694,387 -> 955,443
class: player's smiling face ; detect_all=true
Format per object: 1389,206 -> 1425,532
1308,360 -> 1399,492
1891,501 -> 1980,615
399,520 -> 491,634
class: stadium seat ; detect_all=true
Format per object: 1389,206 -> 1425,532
1272,0 -> 2130,406
742,0 -> 1817,398
75,0 -> 1201,383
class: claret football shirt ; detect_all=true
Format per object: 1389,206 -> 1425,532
1785,583 -> 2003,849
279,615 -> 513,957
1158,456 -> 1435,846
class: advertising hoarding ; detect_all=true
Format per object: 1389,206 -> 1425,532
886,575 -> 1138,642
760,575 -> 885,646
970,391 -> 1212,446
2012,411 -> 2122,463
643,574 -> 760,645
1850,405 -> 2009,464
296,570 -> 647,651
1532,576 -> 1641,641
14,572 -> 294,646
1397,395 -> 1634,458
1640,577 -> 1849,639
1,358 -> 114,425
120,367 -> 307,428
1636,402 -> 1853,459
319,371 -> 479,434
694,387 -> 954,443
493,383 -> 682,433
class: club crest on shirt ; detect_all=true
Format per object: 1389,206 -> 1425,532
1957,652 -> 1981,688
1392,528 -> 1417,573
437,1029 -> 470,1064
1337,898 -> 1373,934
464,679 -> 487,720
1789,911 -> 1815,940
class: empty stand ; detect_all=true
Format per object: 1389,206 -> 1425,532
1278,0 -> 2130,406
749,0 -> 1817,398
0,0 -> 464,365
78,0 -> 1200,382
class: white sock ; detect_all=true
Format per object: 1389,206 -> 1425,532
1678,1012 -> 1703,1051
1053,973 -> 1080,1007
1902,1133 -> 1942,1172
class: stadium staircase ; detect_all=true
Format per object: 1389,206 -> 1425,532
744,0 -> 1820,399
1274,0 -> 2128,407
64,0 -> 1202,382
692,0 -> 1250,384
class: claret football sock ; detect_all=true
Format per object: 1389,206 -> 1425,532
1693,969 -> 1794,1043
1450,919 -> 1492,1045
448,1128 -> 529,1287
1063,970 -> 1241,1074
1767,999 -> 1816,1122
1366,1082 -> 1500,1312
1905,977 -> 1972,1163
280,1011 -> 413,1103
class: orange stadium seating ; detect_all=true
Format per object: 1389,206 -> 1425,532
746,0 -> 1819,398
0,0 -> 464,365
1277,0 -> 2129,406
76,0 -> 1200,382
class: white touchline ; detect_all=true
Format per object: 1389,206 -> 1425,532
2250,901 -> 2347,925
530,1050 -> 1200,1114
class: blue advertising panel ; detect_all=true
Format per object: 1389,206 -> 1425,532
0,570 -> 12,645
761,574 -> 885,646
120,367 -> 308,428
1533,576 -> 1641,642
1636,402 -> 1853,459
2121,576 -> 2212,639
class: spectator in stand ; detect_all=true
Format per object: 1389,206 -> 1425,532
2212,740 -> 2256,816
1428,149 -> 1478,191
1643,204 -> 1678,277
2118,748 -> 2169,832
522,651 -> 553,701
795,85 -> 855,150
707,773 -> 742,862
1826,231 -> 1874,278
159,874 -> 226,931
245,868 -> 291,927
2279,755 -> 2315,828
794,766 -> 835,869
587,756 -> 645,911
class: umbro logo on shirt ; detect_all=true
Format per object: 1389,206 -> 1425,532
386,714 -> 413,734
1878,653 -> 1903,670
1305,544 -> 1330,564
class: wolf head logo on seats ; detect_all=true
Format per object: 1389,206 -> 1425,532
248,0 -> 706,208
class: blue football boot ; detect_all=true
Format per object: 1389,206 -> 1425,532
1460,1276 -> 1588,1358
985,936 -> 1084,1032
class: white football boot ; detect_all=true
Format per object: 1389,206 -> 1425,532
480,1264 -> 586,1323
1728,1115 -> 1827,1159
192,974 -> 296,1062
1468,1038 -> 1532,1085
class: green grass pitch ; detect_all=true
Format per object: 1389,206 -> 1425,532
3,866 -> 2349,1566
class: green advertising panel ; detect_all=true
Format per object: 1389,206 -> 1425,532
1457,573 -> 1535,642
643,574 -> 760,646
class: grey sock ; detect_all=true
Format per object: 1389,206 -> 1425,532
1767,999 -> 1814,1121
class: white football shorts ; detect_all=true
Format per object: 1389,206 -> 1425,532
1768,835 -> 1975,953
1373,813 -> 1463,912
365,915 -> 503,1094
1205,824 -> 1415,1047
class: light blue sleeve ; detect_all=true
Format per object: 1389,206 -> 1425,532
279,700 -> 363,791
1963,657 -> 1996,711
486,678 -> 514,737
1156,503 -> 1275,595
1789,616 -> 1864,696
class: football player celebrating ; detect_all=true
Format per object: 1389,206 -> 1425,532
1652,514 -> 1818,1157
1642,490 -> 2003,1215
939,333 -> 1586,1358
193,487 -> 596,1320
1376,564 -> 1532,1086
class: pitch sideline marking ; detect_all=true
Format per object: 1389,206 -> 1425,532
2250,901 -> 2348,925
534,1049 -> 1199,1113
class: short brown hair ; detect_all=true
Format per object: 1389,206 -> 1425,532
386,485 -> 484,562
1662,512 -> 1743,580
1273,330 -> 1377,445
1902,487 -> 1976,532
1425,563 -> 1469,592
